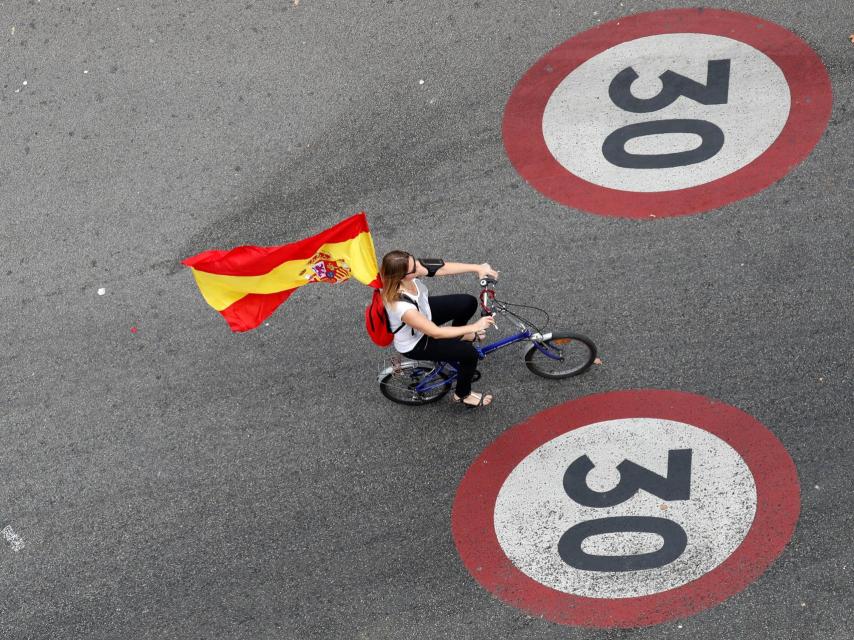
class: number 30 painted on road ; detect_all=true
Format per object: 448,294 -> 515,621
452,390 -> 800,628
502,9 -> 832,217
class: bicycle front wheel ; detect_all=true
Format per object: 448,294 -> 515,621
525,332 -> 597,379
379,364 -> 452,405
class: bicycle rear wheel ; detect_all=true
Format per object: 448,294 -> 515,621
379,363 -> 452,405
525,332 -> 597,379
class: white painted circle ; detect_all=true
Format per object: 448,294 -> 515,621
541,33 -> 791,192
493,418 -> 757,598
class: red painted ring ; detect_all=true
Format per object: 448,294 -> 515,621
451,389 -> 801,627
502,8 -> 833,218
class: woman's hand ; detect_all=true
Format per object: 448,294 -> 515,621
473,315 -> 496,332
476,263 -> 499,280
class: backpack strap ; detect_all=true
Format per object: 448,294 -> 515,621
392,292 -> 420,335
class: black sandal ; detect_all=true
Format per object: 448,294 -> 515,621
452,391 -> 494,408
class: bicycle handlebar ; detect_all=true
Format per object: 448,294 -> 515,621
477,276 -> 545,334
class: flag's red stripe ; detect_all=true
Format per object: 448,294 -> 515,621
181,212 -> 370,276
218,288 -> 298,332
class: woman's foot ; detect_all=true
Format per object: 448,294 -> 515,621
462,330 -> 487,342
453,391 -> 494,408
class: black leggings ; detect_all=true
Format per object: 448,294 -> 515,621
402,294 -> 480,398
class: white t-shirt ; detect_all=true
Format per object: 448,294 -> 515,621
385,279 -> 432,353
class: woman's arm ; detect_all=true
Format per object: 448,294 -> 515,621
401,309 -> 494,339
432,261 -> 498,279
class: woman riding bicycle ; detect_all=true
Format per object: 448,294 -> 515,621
380,250 -> 498,408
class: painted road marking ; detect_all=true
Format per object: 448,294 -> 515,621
502,8 -> 832,217
452,390 -> 800,628
543,35 -> 788,192
2,525 -> 25,552
495,419 -> 756,598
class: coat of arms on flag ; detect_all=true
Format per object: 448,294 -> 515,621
300,251 -> 351,284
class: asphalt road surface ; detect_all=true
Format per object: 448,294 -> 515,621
2,1 -> 852,638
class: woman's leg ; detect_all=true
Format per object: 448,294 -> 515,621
404,336 -> 479,399
428,294 -> 478,328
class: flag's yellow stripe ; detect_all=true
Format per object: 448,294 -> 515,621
190,231 -> 378,311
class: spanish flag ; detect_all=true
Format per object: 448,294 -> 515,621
182,212 -> 381,332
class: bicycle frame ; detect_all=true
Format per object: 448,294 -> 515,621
404,305 -> 564,394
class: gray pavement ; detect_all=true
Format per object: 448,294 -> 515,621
1,1 -> 852,638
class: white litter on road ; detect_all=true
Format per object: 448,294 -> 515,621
97,287 -> 106,296
2,525 -> 25,552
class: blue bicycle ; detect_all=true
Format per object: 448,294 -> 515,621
377,278 -> 597,405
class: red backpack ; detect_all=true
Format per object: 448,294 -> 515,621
365,287 -> 418,347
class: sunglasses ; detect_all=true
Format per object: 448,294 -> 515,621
404,255 -> 418,276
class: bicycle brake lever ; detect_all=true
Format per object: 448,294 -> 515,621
479,310 -> 496,331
